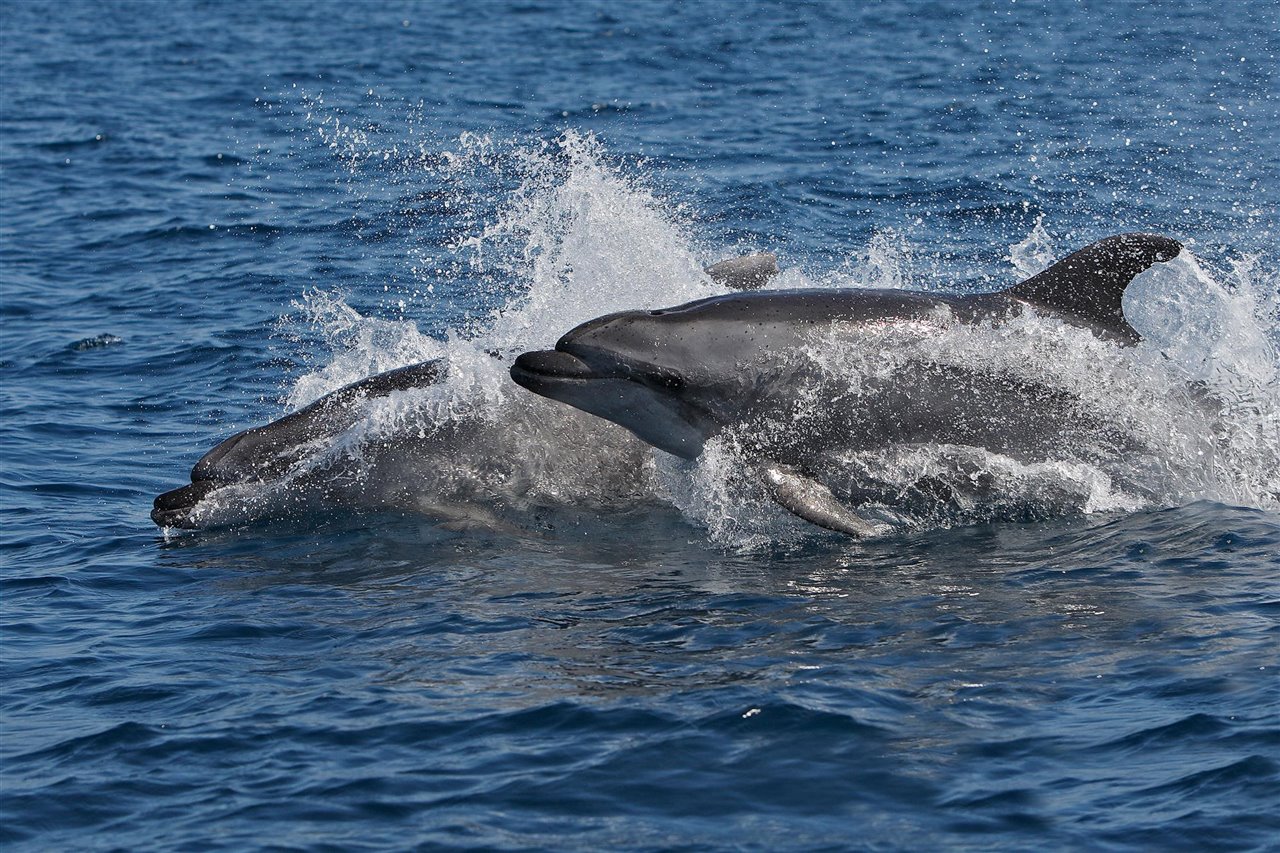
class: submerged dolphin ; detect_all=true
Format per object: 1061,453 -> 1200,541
151,360 -> 446,528
510,234 -> 1184,536
151,254 -> 779,529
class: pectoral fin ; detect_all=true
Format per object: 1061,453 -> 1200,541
420,499 -> 539,538
761,465 -> 883,538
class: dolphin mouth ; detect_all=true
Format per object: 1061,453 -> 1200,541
509,350 -> 615,399
151,480 -> 219,529
511,344 -> 685,396
510,349 -> 603,384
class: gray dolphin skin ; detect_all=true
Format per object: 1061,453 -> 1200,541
151,253 -> 779,529
151,360 -> 446,528
510,234 -> 1183,536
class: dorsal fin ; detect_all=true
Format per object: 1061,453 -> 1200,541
1006,233 -> 1182,344
705,252 -> 779,290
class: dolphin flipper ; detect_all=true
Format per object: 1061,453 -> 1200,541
705,253 -> 778,291
762,465 -> 884,538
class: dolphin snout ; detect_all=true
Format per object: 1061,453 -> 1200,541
511,349 -> 597,380
510,350 -> 611,400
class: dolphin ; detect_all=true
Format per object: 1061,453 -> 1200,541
151,253 -> 779,529
151,360 -> 446,528
509,234 -> 1184,536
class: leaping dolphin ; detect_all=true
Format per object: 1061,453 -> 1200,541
510,234 -> 1184,537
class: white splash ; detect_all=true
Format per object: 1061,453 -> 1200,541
1006,214 -> 1057,278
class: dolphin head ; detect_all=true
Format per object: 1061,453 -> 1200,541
510,305 -> 747,458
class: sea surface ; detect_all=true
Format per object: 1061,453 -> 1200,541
2,1 -> 1279,850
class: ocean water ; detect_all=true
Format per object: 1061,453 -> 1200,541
2,1 -> 1279,850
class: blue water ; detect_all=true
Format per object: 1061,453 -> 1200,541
3,1 -> 1279,849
